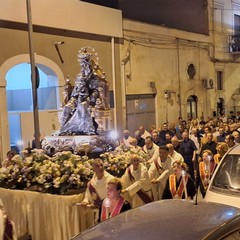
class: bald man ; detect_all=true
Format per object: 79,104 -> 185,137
80,158 -> 114,208
121,129 -> 133,147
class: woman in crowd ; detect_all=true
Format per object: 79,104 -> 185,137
214,142 -> 229,164
99,178 -> 131,222
224,124 -> 232,135
162,160 -> 195,199
199,150 -> 217,198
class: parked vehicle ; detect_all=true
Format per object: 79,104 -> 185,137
205,144 -> 240,208
72,200 -> 240,240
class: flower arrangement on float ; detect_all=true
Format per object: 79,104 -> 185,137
0,149 -> 93,194
100,144 -> 149,177
0,145 -> 149,194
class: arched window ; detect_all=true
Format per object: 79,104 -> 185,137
187,95 -> 198,119
6,63 -> 60,152
6,63 -> 59,111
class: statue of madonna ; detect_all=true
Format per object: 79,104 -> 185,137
59,47 -> 110,135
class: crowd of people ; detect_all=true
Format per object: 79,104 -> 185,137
79,115 -> 240,223
1,115 -> 240,228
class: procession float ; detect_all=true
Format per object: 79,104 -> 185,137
0,47 -> 149,194
42,46 -> 115,156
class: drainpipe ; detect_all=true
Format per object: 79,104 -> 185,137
121,41 -> 131,130
177,38 -> 182,117
121,61 -> 127,129
210,0 -> 216,60
111,37 -> 117,130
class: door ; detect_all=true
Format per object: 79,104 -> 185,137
187,95 -> 198,119
126,94 -> 156,136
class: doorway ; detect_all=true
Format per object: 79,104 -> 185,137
126,94 -> 156,136
217,97 -> 225,116
6,63 -> 59,150
187,95 -> 198,119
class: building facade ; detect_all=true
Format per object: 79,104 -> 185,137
121,0 -> 240,134
0,0 -> 240,159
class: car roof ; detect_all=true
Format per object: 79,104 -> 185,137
227,144 -> 240,155
72,200 -> 240,240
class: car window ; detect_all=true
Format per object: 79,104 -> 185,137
211,155 -> 240,196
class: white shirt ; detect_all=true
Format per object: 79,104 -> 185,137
82,171 -> 114,204
148,156 -> 174,200
170,150 -> 184,162
148,156 -> 174,181
189,134 -> 200,153
122,136 -> 134,147
121,163 -> 152,208
143,143 -> 159,163
141,130 -> 151,139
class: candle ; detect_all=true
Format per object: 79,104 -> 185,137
181,170 -> 188,199
105,198 -> 110,219
207,155 -> 211,175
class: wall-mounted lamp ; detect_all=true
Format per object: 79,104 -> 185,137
164,90 -> 170,99
164,90 -> 176,99
54,41 -> 65,64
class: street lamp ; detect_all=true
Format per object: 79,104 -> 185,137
26,0 -> 41,149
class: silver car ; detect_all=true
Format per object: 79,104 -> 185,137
72,200 -> 240,240
205,144 -> 240,208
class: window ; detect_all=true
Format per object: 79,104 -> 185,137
6,63 -> 59,111
187,64 -> 196,79
217,71 -> 223,90
234,14 -> 240,35
231,15 -> 240,52
187,95 -> 198,119
211,154 -> 240,197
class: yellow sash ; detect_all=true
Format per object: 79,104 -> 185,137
199,161 -> 216,190
169,174 -> 188,199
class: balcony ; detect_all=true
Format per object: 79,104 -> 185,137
229,34 -> 240,54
